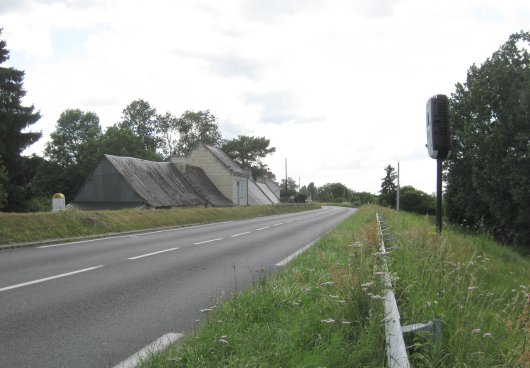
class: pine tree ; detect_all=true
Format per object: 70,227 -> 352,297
379,165 -> 397,208
0,29 -> 42,210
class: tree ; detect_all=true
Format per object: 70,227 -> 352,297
280,177 -> 298,200
221,135 -> 276,180
119,99 -> 160,153
42,109 -> 103,201
316,183 -> 353,203
0,156 -> 7,209
0,30 -> 42,211
45,109 -> 102,167
446,31 -> 530,246
177,110 -> 222,155
99,125 -> 163,161
307,182 -> 316,200
379,165 -> 397,208
399,186 -> 435,215
157,111 -> 179,158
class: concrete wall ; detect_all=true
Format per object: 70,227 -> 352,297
185,145 -> 248,205
75,159 -> 144,204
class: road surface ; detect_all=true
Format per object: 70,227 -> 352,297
0,206 -> 356,367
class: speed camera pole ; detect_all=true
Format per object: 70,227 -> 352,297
426,94 -> 451,234
436,158 -> 442,233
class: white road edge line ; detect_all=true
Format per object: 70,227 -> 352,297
0,265 -> 105,293
112,332 -> 183,368
275,240 -> 318,267
128,247 -> 180,260
231,232 -> 250,238
194,238 -> 223,245
256,226 -> 270,231
37,221 -> 234,249
272,222 -> 284,227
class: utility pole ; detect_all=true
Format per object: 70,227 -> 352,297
285,158 -> 288,202
397,162 -> 400,211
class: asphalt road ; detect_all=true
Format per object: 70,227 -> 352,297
0,206 -> 356,368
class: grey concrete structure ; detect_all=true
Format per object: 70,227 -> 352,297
257,182 -> 280,204
181,144 -> 250,206
248,178 -> 273,205
74,155 -> 207,210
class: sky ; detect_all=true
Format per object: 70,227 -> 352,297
0,0 -> 528,195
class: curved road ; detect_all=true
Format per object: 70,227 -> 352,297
0,206 -> 356,367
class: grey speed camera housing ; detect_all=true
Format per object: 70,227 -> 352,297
426,94 -> 451,160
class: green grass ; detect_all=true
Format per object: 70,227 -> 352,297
138,205 -> 530,368
0,203 -> 320,246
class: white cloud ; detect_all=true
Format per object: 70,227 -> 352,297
0,0 -> 528,194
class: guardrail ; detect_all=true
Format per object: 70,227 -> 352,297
376,213 -> 442,367
376,213 -> 410,368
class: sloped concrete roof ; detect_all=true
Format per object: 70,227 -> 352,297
183,166 -> 234,207
264,179 -> 281,200
203,144 -> 248,177
248,179 -> 272,205
257,182 -> 280,204
75,155 -> 207,208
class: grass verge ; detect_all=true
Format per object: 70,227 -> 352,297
138,205 -> 530,368
0,203 -> 320,246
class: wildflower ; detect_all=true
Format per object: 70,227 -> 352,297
217,320 -> 223,323
371,295 -> 385,300
320,281 -> 335,286
468,286 -> 478,291
483,332 -> 492,338
361,281 -> 375,288
342,321 -> 352,324
471,328 -> 481,334
219,338 -> 229,344
375,272 -> 386,276
329,295 -> 340,299
347,242 -> 362,248
320,318 -> 335,323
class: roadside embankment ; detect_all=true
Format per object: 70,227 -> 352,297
0,203 -> 320,248
138,205 -> 530,367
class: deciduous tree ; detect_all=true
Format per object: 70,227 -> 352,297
177,110 -> 222,155
119,99 -> 160,153
446,31 -> 530,246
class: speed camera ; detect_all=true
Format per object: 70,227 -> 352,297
426,94 -> 451,160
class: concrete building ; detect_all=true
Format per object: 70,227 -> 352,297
176,144 -> 250,206
74,155 -> 208,210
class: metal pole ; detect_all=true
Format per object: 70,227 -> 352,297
436,158 -> 442,234
397,162 -> 400,211
285,158 -> 288,202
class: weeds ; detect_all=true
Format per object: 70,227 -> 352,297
138,205 -> 529,367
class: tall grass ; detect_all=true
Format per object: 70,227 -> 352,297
138,205 -> 529,367
139,205 -> 386,367
381,208 -> 530,367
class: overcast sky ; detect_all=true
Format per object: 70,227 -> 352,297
1,0 -> 528,194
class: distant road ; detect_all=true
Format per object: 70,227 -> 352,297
0,206 -> 356,368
